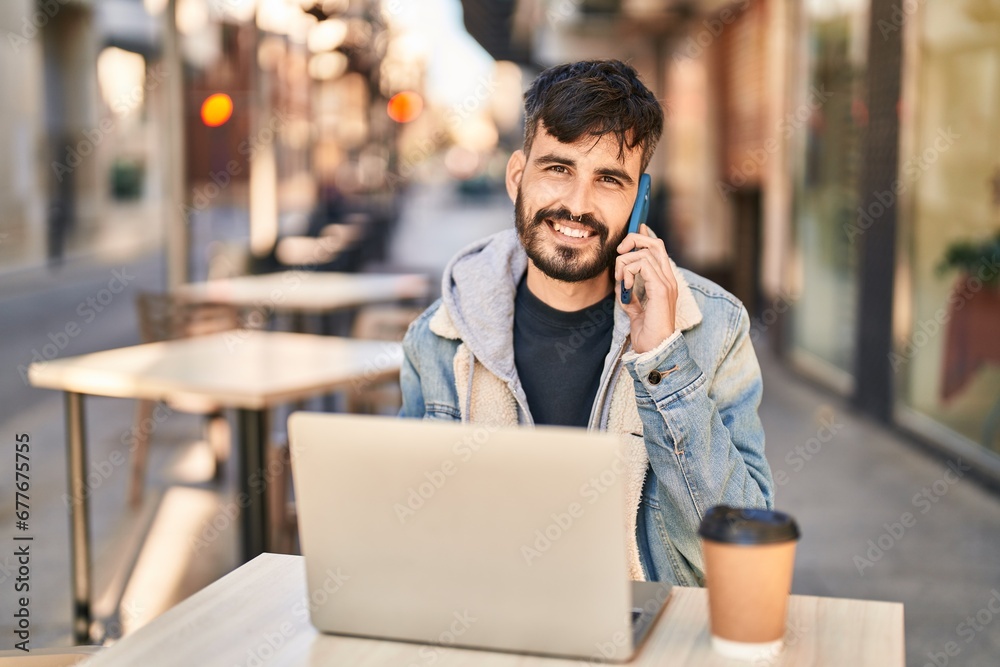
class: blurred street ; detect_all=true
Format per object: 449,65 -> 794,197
3,183 -> 1000,664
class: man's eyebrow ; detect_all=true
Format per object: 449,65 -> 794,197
533,152 -> 635,186
595,166 -> 635,186
534,153 -> 576,168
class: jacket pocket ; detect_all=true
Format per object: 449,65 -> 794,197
644,493 -> 702,587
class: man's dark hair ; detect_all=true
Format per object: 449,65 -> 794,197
522,59 -> 664,173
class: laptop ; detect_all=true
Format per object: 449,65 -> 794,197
287,412 -> 672,662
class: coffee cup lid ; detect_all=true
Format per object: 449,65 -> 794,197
698,505 -> 800,545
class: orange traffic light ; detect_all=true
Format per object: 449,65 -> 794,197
387,91 -> 423,123
201,93 -> 234,127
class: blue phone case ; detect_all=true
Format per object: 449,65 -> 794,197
621,174 -> 651,304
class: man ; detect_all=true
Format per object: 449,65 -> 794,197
399,59 -> 773,586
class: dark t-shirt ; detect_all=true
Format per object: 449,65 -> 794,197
513,276 -> 616,427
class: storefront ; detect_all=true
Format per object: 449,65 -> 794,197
787,0 -> 1000,475
894,0 -> 1000,464
787,0 -> 868,392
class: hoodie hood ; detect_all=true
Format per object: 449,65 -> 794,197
438,229 -> 528,385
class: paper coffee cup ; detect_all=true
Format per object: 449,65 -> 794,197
698,506 -> 800,661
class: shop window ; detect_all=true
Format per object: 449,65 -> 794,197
895,1 -> 1000,457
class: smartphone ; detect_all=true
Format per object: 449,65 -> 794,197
621,173 -> 651,304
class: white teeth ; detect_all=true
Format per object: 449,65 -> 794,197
552,222 -> 591,238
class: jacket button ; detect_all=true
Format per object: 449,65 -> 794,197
647,370 -> 662,385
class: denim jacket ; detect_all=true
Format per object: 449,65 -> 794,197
399,229 -> 773,586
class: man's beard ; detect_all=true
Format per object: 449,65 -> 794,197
514,189 -> 627,283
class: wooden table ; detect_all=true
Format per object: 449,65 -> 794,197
84,553 -> 905,666
28,332 -> 403,643
175,271 -> 430,315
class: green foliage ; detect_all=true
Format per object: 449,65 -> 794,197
936,230 -> 1000,287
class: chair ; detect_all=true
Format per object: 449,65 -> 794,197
128,292 -> 250,507
345,304 -> 426,414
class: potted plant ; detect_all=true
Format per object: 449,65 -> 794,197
936,230 -> 1000,288
935,230 -> 1000,406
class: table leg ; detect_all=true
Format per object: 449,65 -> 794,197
65,391 -> 92,644
236,408 -> 269,561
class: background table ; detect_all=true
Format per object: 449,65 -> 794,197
176,271 -> 428,409
84,553 -> 905,666
28,332 -> 402,643
175,272 -> 430,315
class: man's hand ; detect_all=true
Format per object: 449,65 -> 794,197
614,224 -> 678,354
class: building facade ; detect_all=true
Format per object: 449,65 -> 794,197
0,0 -> 167,274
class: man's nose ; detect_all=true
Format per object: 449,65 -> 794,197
561,178 -> 596,221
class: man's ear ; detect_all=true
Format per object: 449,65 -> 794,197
505,149 -> 526,203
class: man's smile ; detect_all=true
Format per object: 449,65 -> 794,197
545,219 -> 597,241
515,191 -> 618,282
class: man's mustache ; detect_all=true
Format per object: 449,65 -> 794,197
532,208 -> 609,240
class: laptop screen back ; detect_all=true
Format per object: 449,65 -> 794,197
288,413 -> 634,660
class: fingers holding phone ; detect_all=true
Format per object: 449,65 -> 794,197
615,225 -> 678,353
616,225 -> 674,300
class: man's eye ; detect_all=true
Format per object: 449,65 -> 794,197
601,176 -> 622,185
547,165 -> 568,173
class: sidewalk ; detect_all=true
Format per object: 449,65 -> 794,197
758,346 -> 1000,665
2,182 -> 998,666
